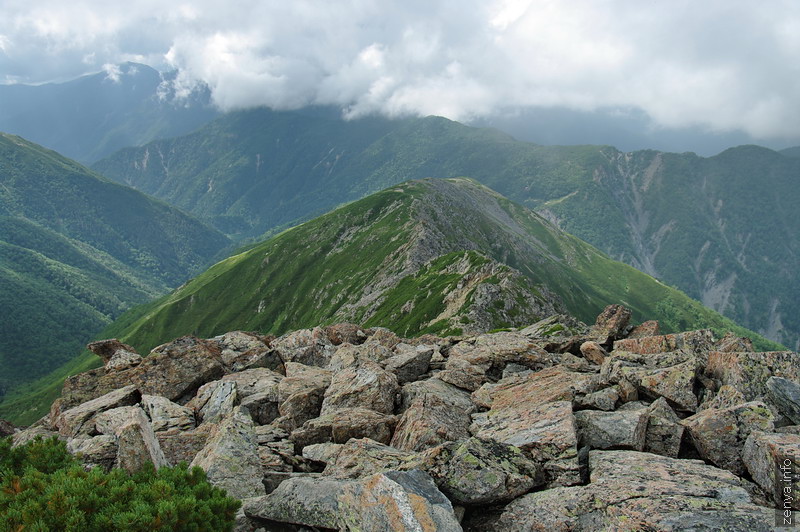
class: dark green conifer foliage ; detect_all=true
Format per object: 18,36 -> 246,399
0,437 -> 240,531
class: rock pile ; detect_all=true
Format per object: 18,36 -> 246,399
12,307 -> 800,531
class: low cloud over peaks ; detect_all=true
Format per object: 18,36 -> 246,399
2,0 -> 799,142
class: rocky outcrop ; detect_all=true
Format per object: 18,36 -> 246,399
35,306 -> 793,530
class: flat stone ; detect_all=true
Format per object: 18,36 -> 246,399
682,401 -> 775,475
613,329 -> 715,356
322,438 -> 413,479
603,351 -> 699,411
400,378 -> 474,413
94,405 -> 143,436
68,434 -> 118,471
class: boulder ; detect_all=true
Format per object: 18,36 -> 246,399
643,397 -> 684,458
290,408 -> 397,449
325,323 -> 368,346
213,331 -> 282,373
87,339 -> 141,371
590,304 -> 631,345
191,407 -> 265,499
270,327 -> 335,367
627,320 -> 659,338
11,426 -> 61,448
705,350 -> 799,401
115,407 -> 169,473
701,384 -> 747,411
573,387 -> 619,411
518,314 -> 589,353
94,405 -> 144,436
715,332 -> 754,353
413,437 -> 544,505
322,438 -> 413,479
682,401 -> 775,475
390,393 -> 472,452
302,442 -> 343,465
156,429 -> 208,465
0,419 -> 15,437
141,394 -> 195,432
579,341 -> 607,365
767,376 -> 800,425
67,434 -> 118,471
274,362 -> 331,430
192,380 -> 238,425
574,409 -> 648,450
53,385 -> 141,438
436,359 -> 487,391
320,360 -> 398,416
364,327 -> 402,349
492,450 -> 776,531
399,378 -> 474,414
328,341 -> 393,371
382,344 -> 433,384
612,329 -> 715,356
243,475 -> 344,529
742,431 -> 800,510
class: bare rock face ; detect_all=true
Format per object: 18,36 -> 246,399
94,406 -> 143,436
492,450 -> 776,532
193,380 -> 238,425
274,362 -> 331,430
766,376 -> 800,425
400,378 -> 474,413
575,408 -> 648,451
115,407 -> 169,473
320,360 -> 399,416
742,431 -> 800,510
191,407 -> 265,499
627,320 -> 659,338
53,385 -> 141,438
156,429 -> 208,465
141,394 -> 195,432
682,401 -> 775,475
705,350 -> 800,401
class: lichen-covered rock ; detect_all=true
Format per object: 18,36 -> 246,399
243,475 -> 344,529
214,331 -> 281,373
105,349 -> 143,372
644,397 -> 684,458
328,341 -> 394,371
115,407 -> 169,473
579,340 -> 607,365
715,332 -> 754,353
575,408 -> 647,450
682,401 -> 775,475
11,426 -> 61,448
274,362 -> 331,430
391,393 -> 472,452
141,394 -> 195,432
628,320 -> 659,338
383,344 -> 433,384
743,431 -> 800,510
573,387 -> 618,411
53,385 -> 141,438
492,450 -> 776,531
705,350 -> 800,401
767,376 -> 800,425
290,408 -> 397,449
87,339 -> 141,371
400,378 -> 474,413
701,384 -> 747,411
320,360 -> 398,416
191,407 -> 265,499
413,437 -> 544,505
68,434 -> 118,471
156,429 -> 208,465
325,323 -> 368,346
271,326 -> 335,368
302,442 -> 343,464
436,359 -> 487,391
518,314 -> 589,353
322,438 -> 413,479
612,329 -> 715,356
590,304 -> 631,345
193,380 -> 238,425
94,405 -> 143,436
602,351 -> 699,411
339,470 -> 462,532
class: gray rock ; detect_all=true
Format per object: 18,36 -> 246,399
53,385 -> 141,438
743,430 -> 800,510
767,376 -> 800,425
579,341 -> 607,365
192,380 -> 238,425
302,442 -> 343,464
243,476 -> 343,529
290,408 -> 396,450
115,407 -> 169,473
400,378 -> 474,413
682,401 -> 775,475
575,409 -> 647,450
322,438 -> 412,479
383,344 -> 433,384
141,394 -> 195,432
644,397 -> 684,458
11,426 -> 62,448
573,387 -> 618,411
94,405 -> 144,436
156,429 -> 208,465
320,360 -> 398,416
191,407 -> 265,499
68,434 -> 118,471
271,327 -> 335,368
705,350 -> 800,401
589,304 -> 631,345
214,331 -> 282,373
391,393 -> 472,452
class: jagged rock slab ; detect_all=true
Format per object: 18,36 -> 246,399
191,407 -> 265,499
323,438 -> 413,479
705,350 -> 799,401
11,426 -> 62,448
391,393 -> 472,452
243,475 -> 344,529
191,380 -> 238,425
589,304 -> 631,345
399,378 -> 474,413
382,344 -> 433,384
290,408 -> 396,449
574,408 -> 647,450
275,362 -> 331,430
682,401 -> 775,475
602,351 -> 699,411
643,397 -> 684,458
329,341 -> 393,371
115,407 -> 169,473
53,385 -> 140,438
68,434 -> 118,471
767,376 -> 800,425
141,394 -> 195,432
743,431 -> 800,510
214,331 -> 281,373
94,405 -> 144,436
492,450 -> 776,531
271,327 -> 335,368
320,360 -> 399,415
612,329 -> 715,356
156,429 -> 208,465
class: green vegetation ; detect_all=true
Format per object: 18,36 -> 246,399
0,133 -> 230,400
95,109 -> 799,350
0,437 -> 240,531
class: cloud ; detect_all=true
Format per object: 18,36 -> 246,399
1,0 -> 799,140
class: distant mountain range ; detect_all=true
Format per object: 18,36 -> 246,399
0,63 -> 218,164
0,133 -> 230,400
93,108 -> 800,350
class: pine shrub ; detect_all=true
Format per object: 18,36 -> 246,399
0,436 -> 240,531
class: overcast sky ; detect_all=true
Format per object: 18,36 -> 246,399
1,0 -> 799,150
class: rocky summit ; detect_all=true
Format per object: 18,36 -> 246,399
12,305 -> 799,531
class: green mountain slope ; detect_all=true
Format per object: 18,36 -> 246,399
0,133 -> 231,397
94,110 -> 800,350
0,63 -> 218,164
